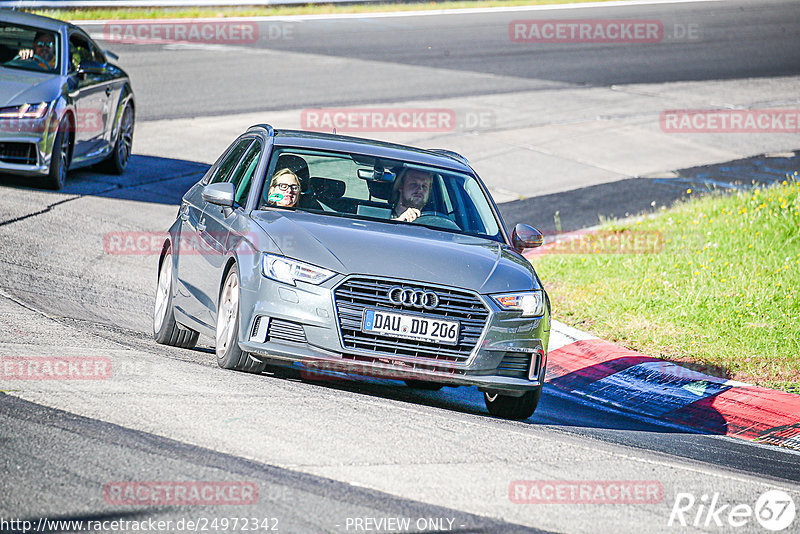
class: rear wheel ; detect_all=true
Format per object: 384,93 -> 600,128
99,102 -> 133,174
43,120 -> 70,190
153,248 -> 199,348
216,265 -> 265,374
484,385 -> 543,420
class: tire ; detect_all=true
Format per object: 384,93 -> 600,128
43,119 -> 70,190
99,102 -> 133,175
404,380 -> 443,391
215,265 -> 265,374
484,385 -> 543,420
153,248 -> 199,348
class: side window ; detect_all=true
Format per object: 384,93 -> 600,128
208,139 -> 252,185
229,141 -> 262,207
68,34 -> 92,72
88,40 -> 105,63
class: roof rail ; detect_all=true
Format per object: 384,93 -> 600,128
247,124 -> 275,136
429,149 -> 470,167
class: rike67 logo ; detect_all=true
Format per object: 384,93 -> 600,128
669,490 -> 796,531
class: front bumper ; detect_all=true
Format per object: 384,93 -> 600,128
238,273 -> 550,394
0,117 -> 56,177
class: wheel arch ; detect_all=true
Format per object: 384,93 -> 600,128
157,239 -> 172,272
61,108 -> 75,166
219,256 -> 239,301
110,84 -> 136,140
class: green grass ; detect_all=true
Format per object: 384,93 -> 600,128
530,173 -> 800,393
26,0 -> 627,21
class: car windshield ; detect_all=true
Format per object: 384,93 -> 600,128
0,22 -> 59,73
257,147 -> 503,241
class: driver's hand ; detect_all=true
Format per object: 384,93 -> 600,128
18,49 -> 33,60
394,208 -> 420,222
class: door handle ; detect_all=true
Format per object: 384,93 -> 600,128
197,219 -> 206,232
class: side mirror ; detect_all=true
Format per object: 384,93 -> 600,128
511,224 -> 544,251
77,60 -> 106,76
202,182 -> 235,207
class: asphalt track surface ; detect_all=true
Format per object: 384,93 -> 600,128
80,0 -> 800,120
2,1 -> 800,532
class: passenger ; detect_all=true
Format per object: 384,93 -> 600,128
16,31 -> 56,70
266,168 -> 301,208
391,169 -> 433,222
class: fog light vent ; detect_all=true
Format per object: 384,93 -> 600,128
250,316 -> 269,342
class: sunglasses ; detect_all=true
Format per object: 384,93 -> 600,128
274,183 -> 300,192
35,40 -> 54,48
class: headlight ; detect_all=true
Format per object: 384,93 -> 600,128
491,290 -> 545,317
0,103 -> 49,119
261,254 -> 335,286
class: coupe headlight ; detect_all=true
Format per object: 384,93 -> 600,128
261,254 -> 335,286
491,290 -> 545,317
0,102 -> 49,119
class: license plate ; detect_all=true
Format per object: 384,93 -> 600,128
362,309 -> 459,346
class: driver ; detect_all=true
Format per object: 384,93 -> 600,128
16,31 -> 56,70
391,169 -> 432,222
265,168 -> 301,208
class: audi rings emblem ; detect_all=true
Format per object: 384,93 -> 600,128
387,286 -> 440,310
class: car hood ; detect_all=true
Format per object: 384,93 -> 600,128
0,68 -> 62,107
251,211 -> 538,293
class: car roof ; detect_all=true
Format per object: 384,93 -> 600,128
0,10 -> 72,32
254,127 -> 474,174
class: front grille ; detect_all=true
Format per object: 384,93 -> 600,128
334,277 -> 489,364
0,142 -> 36,165
267,319 -> 307,344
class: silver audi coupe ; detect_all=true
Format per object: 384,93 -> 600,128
154,125 -> 551,419
0,12 -> 135,189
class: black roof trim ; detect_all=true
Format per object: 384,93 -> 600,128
266,129 -> 473,173
429,149 -> 471,167
247,124 -> 275,137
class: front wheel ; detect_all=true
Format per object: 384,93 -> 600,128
484,385 -> 543,420
216,265 -> 265,374
43,119 -> 69,190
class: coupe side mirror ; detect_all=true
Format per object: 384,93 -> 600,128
202,182 -> 235,207
511,224 -> 544,251
77,60 -> 106,76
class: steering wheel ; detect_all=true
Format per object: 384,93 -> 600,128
12,52 -> 49,70
413,211 -> 460,230
32,54 -> 52,69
